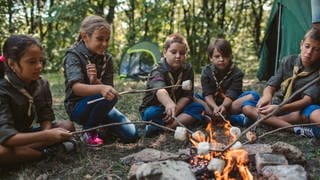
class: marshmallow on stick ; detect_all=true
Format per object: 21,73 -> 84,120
88,80 -> 192,104
197,142 -> 212,155
174,127 -> 187,141
191,130 -> 206,142
230,126 -> 241,138
207,158 -> 226,174
230,141 -> 242,150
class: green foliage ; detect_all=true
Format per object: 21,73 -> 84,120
0,0 -> 272,78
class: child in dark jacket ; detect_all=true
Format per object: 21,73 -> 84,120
197,38 -> 259,126
243,27 -> 320,138
140,33 -> 205,137
0,35 -> 74,166
64,15 -> 138,146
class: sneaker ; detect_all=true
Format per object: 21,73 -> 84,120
97,127 -> 117,144
230,114 -> 252,127
294,126 -> 320,138
41,139 -> 78,157
81,131 -> 104,146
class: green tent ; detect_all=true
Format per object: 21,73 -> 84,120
119,41 -> 161,80
257,0 -> 311,80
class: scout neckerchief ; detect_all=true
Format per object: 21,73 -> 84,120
82,52 -> 111,83
4,75 -> 35,117
280,65 -> 311,100
212,64 -> 234,99
168,71 -> 183,103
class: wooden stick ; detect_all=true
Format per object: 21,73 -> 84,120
173,117 -> 194,134
72,121 -> 175,135
87,84 -> 182,104
222,76 -> 320,152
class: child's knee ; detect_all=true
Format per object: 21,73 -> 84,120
246,91 -> 260,102
302,105 -> 320,120
141,106 -> 164,121
58,120 -> 75,132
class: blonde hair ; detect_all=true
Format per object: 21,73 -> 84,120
163,33 -> 189,52
77,15 -> 111,42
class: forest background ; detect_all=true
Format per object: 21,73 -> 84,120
0,0 -> 272,78
2,1 -> 320,179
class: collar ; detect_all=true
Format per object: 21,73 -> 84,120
160,57 -> 185,74
74,41 -> 105,63
6,69 -> 39,93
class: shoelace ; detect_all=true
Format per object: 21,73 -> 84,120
301,127 -> 314,137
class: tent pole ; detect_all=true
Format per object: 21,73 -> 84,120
274,3 -> 282,74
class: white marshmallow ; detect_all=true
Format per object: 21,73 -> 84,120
174,127 -> 187,141
181,80 -> 192,90
191,130 -> 206,142
230,126 -> 241,138
230,141 -> 242,150
197,142 -> 211,155
207,158 -> 226,173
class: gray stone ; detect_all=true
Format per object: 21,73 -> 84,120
271,141 -> 306,165
243,144 -> 272,156
261,165 -> 307,180
135,160 -> 196,180
255,153 -> 288,173
120,148 -> 179,165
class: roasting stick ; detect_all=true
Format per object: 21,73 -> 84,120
173,116 -> 194,134
87,80 -> 192,104
72,121 -> 175,135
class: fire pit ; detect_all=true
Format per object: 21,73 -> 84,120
122,117 -> 308,180
188,120 -> 253,180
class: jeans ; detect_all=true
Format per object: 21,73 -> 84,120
141,102 -> 204,137
71,94 -> 138,143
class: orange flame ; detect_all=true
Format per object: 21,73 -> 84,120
190,116 -> 253,179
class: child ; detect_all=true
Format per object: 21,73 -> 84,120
0,35 -> 75,166
242,27 -> 320,137
139,33 -> 205,137
64,15 -> 138,146
198,38 -> 259,126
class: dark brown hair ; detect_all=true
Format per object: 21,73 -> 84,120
207,38 -> 232,58
2,35 -> 43,66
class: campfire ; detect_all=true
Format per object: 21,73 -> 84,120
188,119 -> 253,180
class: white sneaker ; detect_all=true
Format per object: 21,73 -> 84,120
294,127 -> 315,138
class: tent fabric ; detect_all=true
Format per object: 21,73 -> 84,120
119,41 -> 161,80
257,0 -> 311,81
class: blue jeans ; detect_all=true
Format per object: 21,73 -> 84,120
302,104 -> 320,121
71,94 -> 138,143
141,102 -> 204,137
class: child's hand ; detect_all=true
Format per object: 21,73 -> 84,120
86,64 -> 97,84
258,104 -> 277,115
256,96 -> 271,109
163,103 -> 176,123
46,128 -> 72,143
101,85 -> 119,100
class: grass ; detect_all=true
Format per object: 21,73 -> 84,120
1,73 -> 320,179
